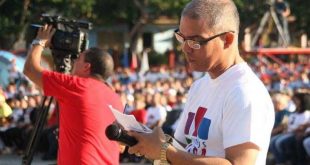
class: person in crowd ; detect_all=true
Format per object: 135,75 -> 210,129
146,92 -> 167,129
303,132 -> 310,162
0,86 -> 12,153
269,92 -> 310,165
270,92 -> 291,137
23,25 -> 124,164
4,82 -> 18,99
270,93 -> 310,164
130,94 -> 147,125
8,58 -> 27,85
289,92 -> 310,165
0,86 -> 12,126
127,1 -> 275,164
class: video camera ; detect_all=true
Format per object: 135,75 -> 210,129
30,14 -> 92,58
28,14 -> 93,73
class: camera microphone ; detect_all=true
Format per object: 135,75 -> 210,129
105,124 -> 138,146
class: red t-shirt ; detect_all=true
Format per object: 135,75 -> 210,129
130,109 -> 147,124
42,71 -> 123,165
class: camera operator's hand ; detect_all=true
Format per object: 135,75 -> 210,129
36,24 -> 56,48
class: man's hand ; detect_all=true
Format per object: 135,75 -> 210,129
23,24 -> 55,88
127,127 -> 166,160
36,24 -> 55,48
119,143 -> 126,153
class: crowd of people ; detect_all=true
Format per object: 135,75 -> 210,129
0,0 -> 309,164
0,52 -> 309,164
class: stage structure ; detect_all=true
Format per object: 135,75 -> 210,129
251,0 -> 290,48
243,48 -> 310,72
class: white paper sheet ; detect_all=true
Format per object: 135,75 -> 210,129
109,105 -> 185,152
109,105 -> 152,133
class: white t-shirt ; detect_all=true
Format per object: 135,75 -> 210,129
287,111 -> 310,133
174,63 -> 274,165
146,106 -> 167,128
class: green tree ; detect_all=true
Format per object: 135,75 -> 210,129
0,0 -> 30,49
0,0 -> 188,52
93,0 -> 189,54
0,0 -> 95,50
1,0 -> 309,50
289,0 -> 310,38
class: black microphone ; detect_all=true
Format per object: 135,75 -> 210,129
105,124 -> 138,146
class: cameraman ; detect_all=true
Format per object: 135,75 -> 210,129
275,0 -> 291,44
23,25 -> 124,165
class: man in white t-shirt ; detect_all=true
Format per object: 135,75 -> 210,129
127,0 -> 275,165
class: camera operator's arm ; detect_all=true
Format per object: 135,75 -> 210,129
23,25 -> 55,88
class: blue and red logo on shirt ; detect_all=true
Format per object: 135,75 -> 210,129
183,107 -> 211,156
184,107 -> 211,140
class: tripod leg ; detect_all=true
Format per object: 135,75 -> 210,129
22,96 -> 54,165
251,12 -> 270,48
270,9 -> 288,46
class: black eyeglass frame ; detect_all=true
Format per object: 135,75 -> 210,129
174,29 -> 235,48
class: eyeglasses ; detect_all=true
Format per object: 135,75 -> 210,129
174,29 -> 234,49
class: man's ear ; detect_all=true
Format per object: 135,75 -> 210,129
84,63 -> 91,73
224,32 -> 234,48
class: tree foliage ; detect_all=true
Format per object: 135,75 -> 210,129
93,0 -> 189,53
0,0 -> 309,50
92,0 -> 188,24
0,0 -> 95,50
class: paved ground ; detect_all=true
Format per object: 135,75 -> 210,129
0,154 -> 56,165
0,153 -> 151,165
0,153 -> 56,165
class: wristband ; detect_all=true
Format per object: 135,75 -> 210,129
31,39 -> 46,47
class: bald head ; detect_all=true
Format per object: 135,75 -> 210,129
182,0 -> 240,33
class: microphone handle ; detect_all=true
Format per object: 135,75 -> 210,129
120,130 -> 138,146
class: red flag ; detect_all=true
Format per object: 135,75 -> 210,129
130,52 -> 138,70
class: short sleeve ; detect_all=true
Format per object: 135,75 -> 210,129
42,70 -> 84,99
222,85 -> 274,149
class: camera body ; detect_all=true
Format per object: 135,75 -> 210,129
52,30 -> 85,56
31,14 -> 92,58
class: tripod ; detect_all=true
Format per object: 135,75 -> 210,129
21,50 -> 74,165
251,0 -> 290,48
